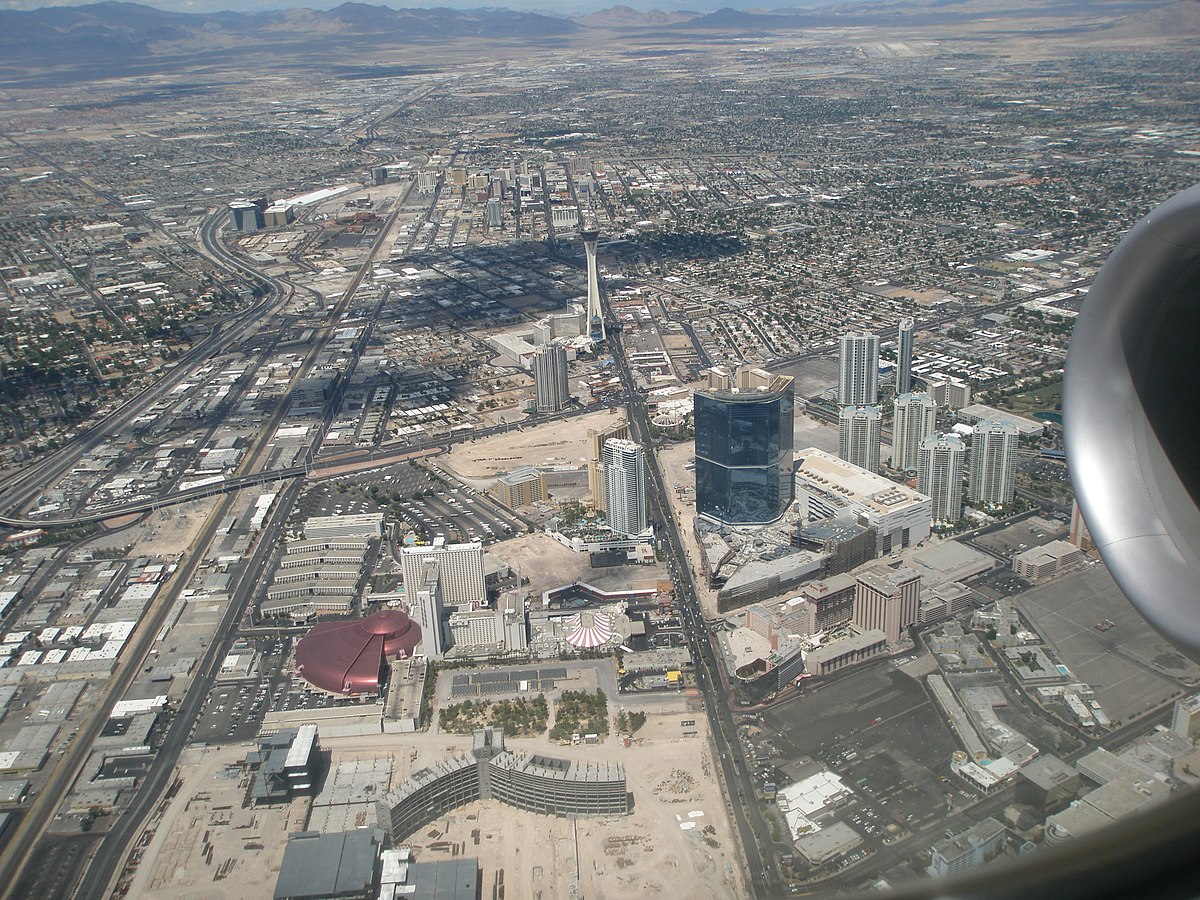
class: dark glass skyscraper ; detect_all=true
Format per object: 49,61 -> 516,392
695,367 -> 795,524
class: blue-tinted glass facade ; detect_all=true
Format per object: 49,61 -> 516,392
694,383 -> 795,524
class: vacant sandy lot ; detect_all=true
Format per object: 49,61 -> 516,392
121,744 -> 306,900
442,408 -> 626,482
385,715 -> 747,900
128,709 -> 746,900
86,496 -> 219,557
497,530 -> 667,597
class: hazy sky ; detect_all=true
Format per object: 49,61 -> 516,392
0,0 -> 718,11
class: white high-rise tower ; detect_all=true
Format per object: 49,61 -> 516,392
401,539 -> 486,608
838,332 -> 880,406
918,433 -> 966,524
838,405 -> 882,472
892,392 -> 937,473
969,419 -> 1019,507
581,215 -> 605,342
897,317 -> 915,395
413,559 -> 446,659
603,438 -> 647,536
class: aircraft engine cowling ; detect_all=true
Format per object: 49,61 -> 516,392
1064,183 -> 1200,661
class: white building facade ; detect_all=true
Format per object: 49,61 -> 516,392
969,419 -> 1019,507
838,332 -> 879,406
602,438 -> 647,536
892,392 -> 938,473
918,433 -> 966,523
838,405 -> 882,473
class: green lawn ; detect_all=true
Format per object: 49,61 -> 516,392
1004,378 -> 1062,416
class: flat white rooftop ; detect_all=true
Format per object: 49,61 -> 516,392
794,447 -> 929,514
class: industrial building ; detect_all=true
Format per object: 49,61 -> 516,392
273,828 -> 384,900
379,851 -> 480,900
246,724 -> 321,805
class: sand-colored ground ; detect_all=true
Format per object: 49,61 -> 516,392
128,711 -> 746,900
441,408 -> 626,482
84,497 -> 219,557
122,745 -> 306,900
496,531 -> 666,597
341,714 -> 746,900
655,440 -> 723,618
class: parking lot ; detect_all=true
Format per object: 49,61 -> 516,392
193,636 -> 345,744
393,485 -> 524,546
434,660 -> 618,706
761,663 -> 961,849
449,666 -> 568,699
193,680 -> 269,745
971,569 -> 1033,600
1014,564 -> 1200,723
967,517 -> 1065,561
297,467 -> 527,547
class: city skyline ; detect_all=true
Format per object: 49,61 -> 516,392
0,4 -> 1195,898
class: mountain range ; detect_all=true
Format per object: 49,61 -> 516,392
0,0 -> 1196,81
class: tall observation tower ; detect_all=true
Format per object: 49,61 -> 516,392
580,211 -> 605,342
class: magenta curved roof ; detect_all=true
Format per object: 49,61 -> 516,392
295,608 -> 422,695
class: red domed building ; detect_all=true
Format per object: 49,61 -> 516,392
295,608 -> 422,695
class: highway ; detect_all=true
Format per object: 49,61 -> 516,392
606,319 -> 785,897
0,208 -> 301,896
0,479 -> 257,899
0,400 -> 607,530
0,144 -> 292,520
78,477 -> 306,900
50,163 -> 504,895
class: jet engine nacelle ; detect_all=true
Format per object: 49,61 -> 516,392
1064,183 -> 1200,661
